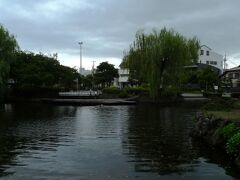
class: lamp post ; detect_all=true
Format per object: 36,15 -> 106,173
76,78 -> 79,92
78,42 -> 83,74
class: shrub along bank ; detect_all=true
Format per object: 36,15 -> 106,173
191,98 -> 240,169
191,115 -> 240,169
101,86 -> 149,99
101,86 -> 183,103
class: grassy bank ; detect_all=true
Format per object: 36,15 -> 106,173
206,110 -> 240,121
203,98 -> 240,121
101,86 -> 182,104
191,98 -> 240,169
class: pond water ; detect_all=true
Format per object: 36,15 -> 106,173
0,103 -> 239,179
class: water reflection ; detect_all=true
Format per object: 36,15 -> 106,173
0,104 -> 77,177
0,103 -> 238,179
123,104 -> 199,175
122,104 -> 238,179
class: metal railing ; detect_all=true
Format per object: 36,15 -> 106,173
59,90 -> 101,97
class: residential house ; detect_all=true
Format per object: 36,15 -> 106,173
198,45 -> 223,73
220,66 -> 240,88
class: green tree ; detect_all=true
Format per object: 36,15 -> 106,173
197,67 -> 218,91
57,65 -> 79,90
10,51 -> 79,91
94,62 -> 118,88
82,74 -> 94,89
0,25 -> 19,102
122,28 -> 199,99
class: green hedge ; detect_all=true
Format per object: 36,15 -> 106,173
102,86 -> 149,96
222,123 -> 239,140
226,132 -> 240,155
102,86 -> 121,94
160,88 -> 181,97
203,98 -> 235,111
219,123 -> 240,155
124,87 -> 149,95
118,91 -> 129,98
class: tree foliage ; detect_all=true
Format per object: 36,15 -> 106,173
82,74 -> 94,89
94,61 -> 118,87
0,25 -> 19,102
122,28 -> 199,98
10,51 -> 79,90
197,67 -> 218,91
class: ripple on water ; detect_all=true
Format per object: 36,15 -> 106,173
0,104 -> 238,179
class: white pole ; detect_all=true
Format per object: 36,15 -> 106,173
78,42 -> 83,74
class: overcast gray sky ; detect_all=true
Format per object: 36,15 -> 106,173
0,0 -> 239,69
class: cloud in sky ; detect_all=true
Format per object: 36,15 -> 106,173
0,0 -> 240,69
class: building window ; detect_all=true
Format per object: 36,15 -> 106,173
200,50 -> 204,55
206,61 -> 209,64
235,73 -> 239,79
209,61 -> 217,65
206,51 -> 210,56
228,73 -> 233,79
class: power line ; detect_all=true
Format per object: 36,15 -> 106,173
228,59 -> 238,66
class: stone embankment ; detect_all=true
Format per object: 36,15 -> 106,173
190,112 -> 240,169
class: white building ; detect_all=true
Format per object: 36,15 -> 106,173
114,68 -> 129,88
119,69 -> 129,83
198,45 -> 223,73
79,68 -> 92,76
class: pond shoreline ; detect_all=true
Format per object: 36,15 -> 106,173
41,98 -> 136,106
4,94 -> 209,106
190,112 -> 240,169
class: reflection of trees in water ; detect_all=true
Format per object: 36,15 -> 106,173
0,104 -> 77,177
191,140 -> 240,179
123,104 -> 240,177
0,136 -> 22,177
93,106 -> 129,137
123,105 -> 199,175
3,103 -> 77,121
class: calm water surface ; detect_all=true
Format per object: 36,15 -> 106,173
0,103 -> 239,179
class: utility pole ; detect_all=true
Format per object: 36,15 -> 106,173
78,42 -> 83,74
91,61 -> 96,74
223,53 -> 227,71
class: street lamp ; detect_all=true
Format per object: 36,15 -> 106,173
78,42 -> 83,74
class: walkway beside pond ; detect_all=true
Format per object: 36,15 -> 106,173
181,93 -> 208,101
42,93 -> 210,106
41,98 -> 136,105
59,90 -> 101,97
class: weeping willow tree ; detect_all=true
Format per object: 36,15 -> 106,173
122,28 -> 199,99
0,25 -> 19,103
